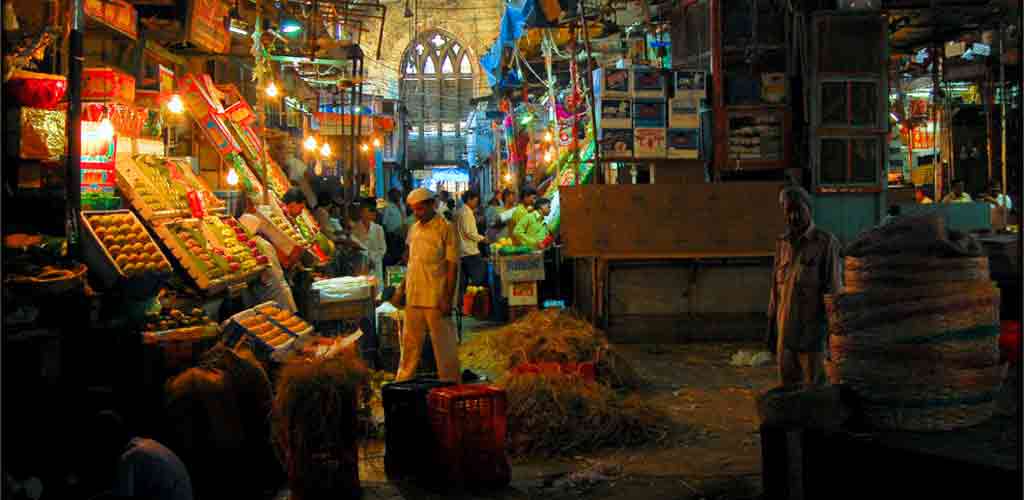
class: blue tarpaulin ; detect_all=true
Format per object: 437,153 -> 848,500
479,0 -> 539,88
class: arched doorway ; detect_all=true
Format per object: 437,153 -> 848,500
400,30 -> 476,166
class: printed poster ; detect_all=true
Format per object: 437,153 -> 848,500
600,129 -> 633,159
633,99 -> 667,128
667,129 -> 700,159
602,68 -> 631,97
599,98 -> 632,129
634,128 -> 666,158
674,70 -> 706,93
632,68 -> 666,97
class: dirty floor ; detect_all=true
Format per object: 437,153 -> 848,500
354,319 -> 779,500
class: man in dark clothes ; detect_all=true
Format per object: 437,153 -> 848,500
88,411 -> 193,500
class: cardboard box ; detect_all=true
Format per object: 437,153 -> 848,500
635,128 -> 667,158
505,280 -> 538,306
668,129 -> 700,159
82,67 -> 136,105
633,99 -> 667,128
598,98 -> 632,129
632,68 -> 667,98
497,253 -> 545,282
600,129 -> 634,159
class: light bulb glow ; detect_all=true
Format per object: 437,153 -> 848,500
320,143 -> 332,157
360,143 -> 369,152
98,118 -> 115,140
543,150 -> 553,163
372,137 -> 381,148
543,131 -> 553,142
265,82 -> 279,97
304,136 -> 318,151
503,173 -> 512,182
167,94 -> 185,114
226,168 -> 239,186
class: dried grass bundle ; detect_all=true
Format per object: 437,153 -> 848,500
272,355 -> 369,500
504,373 -> 667,457
459,309 -> 643,388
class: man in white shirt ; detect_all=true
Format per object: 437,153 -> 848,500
456,190 -> 488,290
392,188 -> 460,382
283,141 -> 318,210
981,182 -> 1013,210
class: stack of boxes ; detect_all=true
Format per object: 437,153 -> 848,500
594,66 -> 706,160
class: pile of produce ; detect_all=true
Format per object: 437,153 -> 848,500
143,306 -> 213,332
205,216 -> 269,272
504,373 -> 667,457
459,308 -> 642,388
459,309 -> 660,457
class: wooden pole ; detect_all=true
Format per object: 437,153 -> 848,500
578,0 -> 602,184
66,0 -> 84,258
710,0 -> 725,180
999,22 -> 1007,194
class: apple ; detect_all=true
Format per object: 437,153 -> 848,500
229,263 -> 240,272
256,256 -> 269,265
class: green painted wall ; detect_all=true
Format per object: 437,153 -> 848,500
812,194 -> 884,244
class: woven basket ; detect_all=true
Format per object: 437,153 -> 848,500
843,256 -> 989,293
826,290 -> 1000,341
830,328 -> 1001,369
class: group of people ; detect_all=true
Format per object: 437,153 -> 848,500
914,179 -> 1014,209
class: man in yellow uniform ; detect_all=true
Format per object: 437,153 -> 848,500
393,188 -> 460,382
513,198 -> 552,249
768,186 -> 842,386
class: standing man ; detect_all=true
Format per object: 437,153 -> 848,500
456,190 -> 488,288
283,142 -> 318,211
393,188 -> 460,382
768,186 -> 842,386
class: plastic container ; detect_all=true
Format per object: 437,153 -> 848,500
382,378 -> 455,479
427,384 -> 511,490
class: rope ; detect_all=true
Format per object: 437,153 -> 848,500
891,324 -> 1001,345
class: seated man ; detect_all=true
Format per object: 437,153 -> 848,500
941,180 -> 972,203
514,198 -> 552,250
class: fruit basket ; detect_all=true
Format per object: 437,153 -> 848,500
80,210 -> 173,292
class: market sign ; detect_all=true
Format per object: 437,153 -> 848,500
412,170 -> 431,180
187,0 -> 231,54
84,0 -> 138,40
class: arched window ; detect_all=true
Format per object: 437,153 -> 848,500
400,30 -> 475,164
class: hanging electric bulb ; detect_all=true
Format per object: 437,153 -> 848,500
320,142 -> 332,158
360,143 -> 369,153
226,168 -> 239,186
304,136 -> 318,151
98,118 -> 115,140
265,82 -> 279,97
503,172 -> 512,182
167,94 -> 185,114
543,149 -> 553,163
371,137 -> 381,148
543,130 -> 553,143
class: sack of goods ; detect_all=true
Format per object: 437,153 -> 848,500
825,214 -> 1003,431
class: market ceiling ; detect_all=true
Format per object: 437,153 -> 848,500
886,0 -> 1006,54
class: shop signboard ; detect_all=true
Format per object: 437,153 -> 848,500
187,0 -> 231,54
84,0 -> 138,40
159,65 -> 174,99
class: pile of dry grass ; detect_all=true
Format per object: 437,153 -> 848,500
504,373 -> 668,457
459,308 -> 643,388
272,355 -> 369,500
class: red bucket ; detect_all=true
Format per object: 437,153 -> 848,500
999,321 -> 1021,365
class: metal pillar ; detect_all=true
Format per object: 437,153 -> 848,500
66,0 -> 84,258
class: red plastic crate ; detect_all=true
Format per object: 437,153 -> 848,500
1000,321 -> 1021,365
427,384 -> 510,489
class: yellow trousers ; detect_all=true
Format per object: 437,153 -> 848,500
396,306 -> 460,382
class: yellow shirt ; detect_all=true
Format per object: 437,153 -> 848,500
941,193 -> 972,203
405,215 -> 458,308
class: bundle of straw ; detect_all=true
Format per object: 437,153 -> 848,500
503,373 -> 667,457
272,356 -> 369,500
459,309 -> 643,388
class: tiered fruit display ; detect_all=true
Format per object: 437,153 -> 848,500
132,155 -> 189,211
203,216 -> 270,272
162,219 -> 228,287
237,314 -> 293,347
259,204 -> 304,243
86,212 -> 171,275
117,161 -> 176,214
143,306 -> 214,332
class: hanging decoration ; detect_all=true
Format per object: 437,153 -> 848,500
3,28 -> 57,82
250,15 -> 273,86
